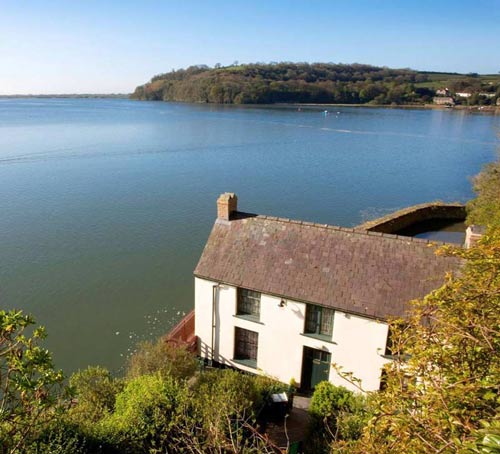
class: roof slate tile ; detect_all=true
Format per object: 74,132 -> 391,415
194,212 -> 462,320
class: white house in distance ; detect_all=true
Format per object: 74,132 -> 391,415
194,193 -> 460,392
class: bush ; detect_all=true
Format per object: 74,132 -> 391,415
192,369 -> 259,418
310,383 -> 356,419
189,369 -> 280,451
22,423 -> 87,454
68,366 -> 123,427
98,373 -> 188,453
126,340 -> 197,381
93,368 -> 279,453
307,383 -> 369,453
253,374 -> 289,408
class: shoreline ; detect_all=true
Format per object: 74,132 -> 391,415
280,103 -> 500,113
2,95 -> 499,114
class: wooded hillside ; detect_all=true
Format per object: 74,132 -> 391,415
132,63 -> 500,105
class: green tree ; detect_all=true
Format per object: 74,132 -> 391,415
0,310 -> 67,454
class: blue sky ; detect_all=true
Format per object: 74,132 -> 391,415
1,0 -> 499,94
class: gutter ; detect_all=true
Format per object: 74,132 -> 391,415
195,274 -> 395,323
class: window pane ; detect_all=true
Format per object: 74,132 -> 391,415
234,327 -> 258,361
305,305 -> 334,336
320,308 -> 334,336
305,305 -> 320,333
320,351 -> 330,362
237,288 -> 261,318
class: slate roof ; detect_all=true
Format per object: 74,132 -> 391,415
194,212 -> 462,320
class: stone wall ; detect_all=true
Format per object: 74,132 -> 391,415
356,202 -> 466,234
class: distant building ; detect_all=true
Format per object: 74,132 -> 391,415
194,194 -> 461,392
455,92 -> 472,98
436,88 -> 450,96
479,93 -> 496,98
433,96 -> 455,106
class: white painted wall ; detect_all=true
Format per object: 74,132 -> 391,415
194,277 -> 390,392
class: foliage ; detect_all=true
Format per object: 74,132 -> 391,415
0,310 -> 68,454
53,366 -> 281,453
337,229 -> 500,454
0,308 -> 280,453
98,373 -> 188,453
186,369 -> 280,453
21,422 -> 87,454
307,383 -> 369,453
132,62 -> 425,105
132,63 -> 500,105
467,159 -> 500,228
470,420 -> 500,454
190,369 -> 260,445
0,319 -> 282,454
126,338 -> 197,381
253,374 -> 290,402
95,368 -> 281,453
67,366 -> 123,429
310,383 -> 356,419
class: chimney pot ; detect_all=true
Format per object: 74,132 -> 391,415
217,193 -> 238,221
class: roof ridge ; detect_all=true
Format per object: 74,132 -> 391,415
249,213 -> 450,247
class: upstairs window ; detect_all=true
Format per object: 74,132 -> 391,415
305,304 -> 334,338
237,288 -> 261,320
234,327 -> 258,367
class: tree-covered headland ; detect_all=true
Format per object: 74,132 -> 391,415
132,62 -> 500,105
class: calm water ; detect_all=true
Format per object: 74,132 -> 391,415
0,98 -> 498,374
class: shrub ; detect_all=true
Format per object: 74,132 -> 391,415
253,374 -> 289,408
189,369 -> 278,451
192,369 -> 259,418
21,422 -> 87,454
307,383 -> 369,453
68,366 -> 123,427
98,373 -> 188,453
126,340 -> 197,381
310,383 -> 356,420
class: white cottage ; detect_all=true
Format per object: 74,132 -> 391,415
194,193 -> 460,392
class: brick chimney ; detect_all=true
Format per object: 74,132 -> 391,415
217,193 -> 238,221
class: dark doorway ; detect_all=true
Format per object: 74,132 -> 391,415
300,346 -> 331,392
